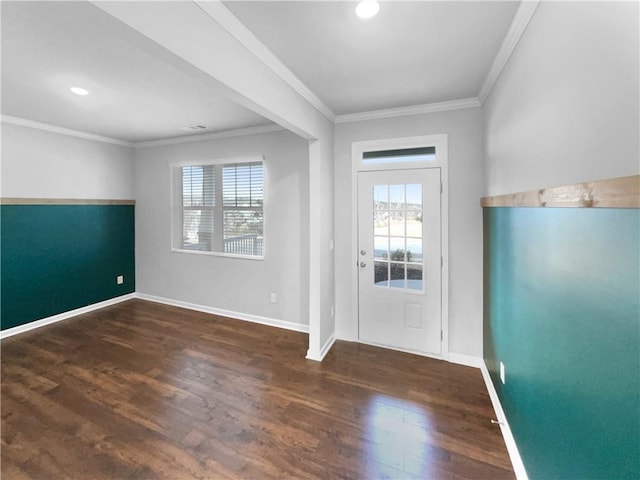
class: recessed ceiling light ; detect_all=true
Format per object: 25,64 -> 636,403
356,0 -> 379,19
70,86 -> 89,96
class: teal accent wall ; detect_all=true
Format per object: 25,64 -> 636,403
1,204 -> 135,330
484,207 -> 640,479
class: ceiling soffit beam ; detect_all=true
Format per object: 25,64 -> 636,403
194,1 -> 335,123
478,0 -> 541,104
89,1 -> 334,364
92,0 -> 331,141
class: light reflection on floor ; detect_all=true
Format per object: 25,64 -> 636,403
365,394 -> 441,478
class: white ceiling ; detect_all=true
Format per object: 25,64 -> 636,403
1,1 -> 520,143
1,1 -> 272,143
225,1 -> 520,115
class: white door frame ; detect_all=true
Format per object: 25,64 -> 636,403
351,134 -> 449,361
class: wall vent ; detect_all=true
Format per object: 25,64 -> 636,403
180,125 -> 207,131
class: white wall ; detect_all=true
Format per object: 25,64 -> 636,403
484,1 -> 640,196
1,122 -> 134,198
317,133 -> 336,349
334,107 -> 485,358
134,129 -> 310,328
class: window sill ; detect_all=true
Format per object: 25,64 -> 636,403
171,248 -> 264,261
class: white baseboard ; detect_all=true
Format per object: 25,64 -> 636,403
1,292 -> 311,340
354,338 -> 444,362
306,333 -> 336,361
480,361 -> 529,480
448,352 -> 483,368
0,293 -> 136,340
136,293 -> 310,334
333,336 -> 482,369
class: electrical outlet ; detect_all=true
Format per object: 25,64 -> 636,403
116,275 -> 124,285
270,292 -> 277,304
500,362 -> 506,384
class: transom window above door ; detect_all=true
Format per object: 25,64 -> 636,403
362,146 -> 436,165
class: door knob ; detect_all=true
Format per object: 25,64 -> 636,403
360,250 -> 366,255
360,262 -> 367,268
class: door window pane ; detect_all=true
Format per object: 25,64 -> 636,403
374,211 -> 390,235
374,184 -> 388,206
406,238 -> 422,262
389,237 -> 405,260
389,263 -> 406,288
406,211 -> 422,238
388,211 -> 405,236
406,184 -> 422,238
389,185 -> 405,210
407,264 -> 423,290
374,236 -> 389,260
374,261 -> 389,286
406,184 -> 422,206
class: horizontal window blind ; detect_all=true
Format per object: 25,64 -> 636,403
182,165 -> 215,207
181,165 -> 215,252
222,162 -> 263,208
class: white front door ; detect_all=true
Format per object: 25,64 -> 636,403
357,168 -> 442,356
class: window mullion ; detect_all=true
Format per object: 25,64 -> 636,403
213,164 -> 224,252
179,168 -> 186,249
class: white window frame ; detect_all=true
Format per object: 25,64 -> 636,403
171,156 -> 265,260
351,134 -> 449,361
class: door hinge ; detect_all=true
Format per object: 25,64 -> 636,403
441,256 -> 443,268
441,330 -> 443,340
440,182 -> 443,194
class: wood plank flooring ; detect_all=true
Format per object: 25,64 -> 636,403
1,299 -> 514,479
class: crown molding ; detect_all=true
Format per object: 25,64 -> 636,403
134,123 -> 285,148
334,98 -> 481,124
1,115 -> 134,147
194,1 -> 336,123
2,114 -> 285,148
478,0 -> 541,104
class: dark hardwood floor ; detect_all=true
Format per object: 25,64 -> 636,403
1,299 -> 514,479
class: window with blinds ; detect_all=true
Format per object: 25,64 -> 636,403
176,160 -> 264,258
